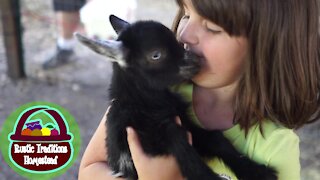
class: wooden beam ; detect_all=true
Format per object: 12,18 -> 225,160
0,0 -> 26,79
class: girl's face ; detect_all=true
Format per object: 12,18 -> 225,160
178,0 -> 248,90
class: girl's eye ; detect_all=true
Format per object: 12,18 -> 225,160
204,21 -> 223,34
206,27 -> 222,34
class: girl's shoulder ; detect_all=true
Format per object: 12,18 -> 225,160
209,120 -> 300,180
222,120 -> 300,180
224,119 -> 299,160
228,119 -> 298,139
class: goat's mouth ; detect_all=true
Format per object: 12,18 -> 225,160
179,52 -> 201,79
179,65 -> 200,79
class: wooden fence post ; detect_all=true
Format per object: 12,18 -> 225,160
0,0 -> 26,79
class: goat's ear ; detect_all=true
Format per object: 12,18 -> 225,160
109,15 -> 130,34
74,32 -> 127,67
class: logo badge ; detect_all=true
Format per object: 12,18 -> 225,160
1,102 -> 81,179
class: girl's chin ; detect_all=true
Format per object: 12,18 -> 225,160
191,72 -> 206,85
190,69 -> 216,87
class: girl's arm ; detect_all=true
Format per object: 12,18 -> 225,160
78,108 -> 185,180
78,109 -> 121,180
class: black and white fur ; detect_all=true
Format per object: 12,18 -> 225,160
75,15 -> 277,180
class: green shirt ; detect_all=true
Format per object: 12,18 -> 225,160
177,83 -> 300,180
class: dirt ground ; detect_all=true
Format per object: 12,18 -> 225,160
0,0 -> 319,179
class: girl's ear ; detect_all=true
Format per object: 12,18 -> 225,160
109,15 -> 130,34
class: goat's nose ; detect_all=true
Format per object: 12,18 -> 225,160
179,51 -> 201,79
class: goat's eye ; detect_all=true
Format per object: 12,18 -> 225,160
151,51 -> 162,60
147,49 -> 167,63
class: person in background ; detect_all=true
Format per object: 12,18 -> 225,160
42,0 -> 85,69
43,0 -> 137,69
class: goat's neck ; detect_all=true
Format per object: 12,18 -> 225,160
110,68 -> 170,105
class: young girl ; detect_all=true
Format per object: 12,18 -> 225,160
78,0 -> 320,179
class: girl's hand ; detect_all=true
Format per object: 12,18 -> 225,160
126,127 -> 186,180
175,117 -> 193,145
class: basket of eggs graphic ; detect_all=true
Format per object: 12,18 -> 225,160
9,107 -> 73,171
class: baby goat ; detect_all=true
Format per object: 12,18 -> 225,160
75,15 -> 277,180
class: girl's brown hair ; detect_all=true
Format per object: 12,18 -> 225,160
173,0 -> 320,133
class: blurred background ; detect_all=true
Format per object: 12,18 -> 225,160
0,0 -> 319,179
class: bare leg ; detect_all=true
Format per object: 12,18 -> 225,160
56,11 -> 80,40
43,11 -> 80,69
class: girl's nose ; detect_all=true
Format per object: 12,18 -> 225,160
177,18 -> 199,46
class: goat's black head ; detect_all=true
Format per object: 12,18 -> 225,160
75,15 -> 200,89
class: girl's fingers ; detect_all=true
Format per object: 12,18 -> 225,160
126,127 -> 146,166
126,127 -> 188,180
187,132 -> 192,145
175,116 -> 182,125
175,116 -> 192,145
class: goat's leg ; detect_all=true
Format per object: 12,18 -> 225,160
106,128 -> 138,180
165,123 -> 222,180
189,125 -> 277,180
106,111 -> 138,179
